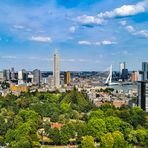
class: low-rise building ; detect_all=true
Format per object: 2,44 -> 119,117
10,84 -> 29,93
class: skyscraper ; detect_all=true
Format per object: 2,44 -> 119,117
138,81 -> 148,112
142,62 -> 148,80
32,69 -> 41,86
64,71 -> 71,85
18,69 -> 27,85
119,62 -> 126,75
53,50 -> 60,88
10,67 -> 15,80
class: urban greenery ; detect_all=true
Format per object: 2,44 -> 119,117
0,88 -> 148,147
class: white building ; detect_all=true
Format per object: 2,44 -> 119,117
120,62 -> 126,75
53,50 -> 60,88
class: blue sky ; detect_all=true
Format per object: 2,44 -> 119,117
0,0 -> 148,71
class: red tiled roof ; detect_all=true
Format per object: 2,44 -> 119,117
51,122 -> 63,129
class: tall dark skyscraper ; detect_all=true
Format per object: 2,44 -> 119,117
10,67 -> 15,80
142,62 -> 148,80
138,81 -> 148,112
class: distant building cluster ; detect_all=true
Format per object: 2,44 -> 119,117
0,51 -> 72,95
0,50 -> 147,113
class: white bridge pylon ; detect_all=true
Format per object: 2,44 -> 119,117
105,65 -> 113,85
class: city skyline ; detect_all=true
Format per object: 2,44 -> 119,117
0,0 -> 148,71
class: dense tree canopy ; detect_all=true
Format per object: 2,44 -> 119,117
0,89 -> 148,147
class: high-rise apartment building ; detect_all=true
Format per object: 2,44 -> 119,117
64,71 -> 71,85
142,62 -> 148,80
0,71 -> 6,82
53,51 -> 60,88
32,69 -> 41,85
138,81 -> 148,112
5,69 -> 11,81
18,69 -> 27,85
10,67 -> 15,80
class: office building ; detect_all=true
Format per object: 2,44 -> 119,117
4,69 -> 11,81
48,75 -> 54,88
121,69 -> 128,81
142,62 -> 148,80
32,69 -> 41,85
131,71 -> 139,82
138,81 -> 148,112
18,69 -> 27,84
64,71 -> 71,85
28,73 -> 34,83
0,71 -> 6,82
120,62 -> 126,75
10,67 -> 15,80
53,51 -> 60,88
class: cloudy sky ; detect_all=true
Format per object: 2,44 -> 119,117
0,0 -> 148,71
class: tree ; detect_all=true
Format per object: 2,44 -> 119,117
75,122 -> 87,140
89,109 -> 104,119
129,106 -> 146,128
120,121 -> 133,139
1,81 -> 10,89
10,137 -> 31,148
60,124 -> 72,145
136,129 -> 147,146
5,109 -> 41,147
0,136 -> 4,145
100,103 -> 115,112
48,128 -> 61,144
112,131 -> 127,148
50,112 -> 59,122
60,103 -> 70,113
87,118 -> 107,140
105,116 -> 122,132
127,130 -> 138,145
81,136 -> 96,148
100,133 -> 114,148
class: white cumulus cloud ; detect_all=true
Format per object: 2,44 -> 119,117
76,15 -> 104,26
101,40 -> 116,45
124,24 -> 148,38
97,0 -> 147,18
75,0 -> 148,27
78,40 -> 92,45
78,40 -> 116,45
134,30 -> 148,38
30,36 -> 52,42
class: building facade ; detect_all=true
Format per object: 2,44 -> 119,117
131,71 -> 139,82
53,51 -> 60,88
32,69 -> 41,85
142,62 -> 148,80
120,62 -> 126,75
138,81 -> 148,112
64,71 -> 71,85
